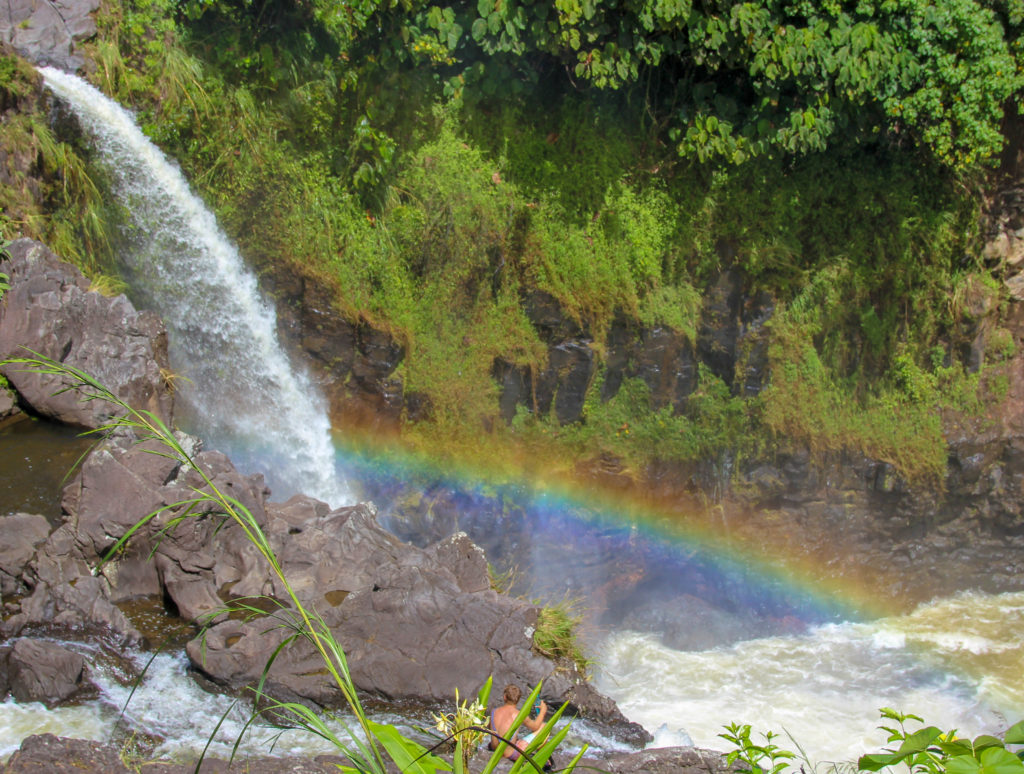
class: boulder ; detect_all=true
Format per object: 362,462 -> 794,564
6,638 -> 86,705
2,520 -> 139,642
3,734 -> 133,773
0,513 -> 50,596
0,0 -> 99,71
584,746 -> 736,774
0,239 -> 173,430
174,495 -> 646,740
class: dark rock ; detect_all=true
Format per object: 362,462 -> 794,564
4,734 -> 133,773
550,341 -> 596,424
736,290 -> 775,397
3,522 -> 140,642
586,745 -> 736,774
696,269 -> 743,387
0,0 -> 99,71
524,289 -> 585,342
152,451 -> 274,623
0,382 -> 20,425
427,531 -> 491,593
0,513 -> 49,596
631,327 -> 698,411
493,357 -> 531,424
7,638 -> 86,705
0,239 -> 173,430
0,734 -> 349,773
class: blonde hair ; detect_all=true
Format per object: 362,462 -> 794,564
502,684 -> 521,704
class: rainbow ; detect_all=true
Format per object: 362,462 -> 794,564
330,431 -> 901,631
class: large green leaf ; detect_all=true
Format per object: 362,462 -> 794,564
947,748 -> 1024,774
368,720 -> 452,774
1004,721 -> 1024,746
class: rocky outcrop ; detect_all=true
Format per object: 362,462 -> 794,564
1,734 -> 347,773
266,275 -> 411,431
6,639 -> 89,706
0,382 -> 19,426
584,746 -> 737,774
0,0 -> 99,72
0,238 -> 173,430
64,429 -> 640,737
2,518 -> 141,642
0,240 -> 644,742
0,512 -> 49,596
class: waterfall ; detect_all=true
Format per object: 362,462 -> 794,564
37,67 -> 350,507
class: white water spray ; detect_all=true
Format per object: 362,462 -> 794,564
38,67 -> 350,507
596,590 -> 1024,764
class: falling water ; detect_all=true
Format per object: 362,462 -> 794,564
37,67 -> 350,506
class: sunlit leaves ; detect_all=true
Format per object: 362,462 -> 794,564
333,0 -> 1022,170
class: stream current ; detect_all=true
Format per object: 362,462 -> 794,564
0,69 -> 1019,765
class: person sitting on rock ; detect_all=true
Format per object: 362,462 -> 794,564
489,683 -> 548,760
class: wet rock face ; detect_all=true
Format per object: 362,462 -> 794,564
0,512 -> 49,596
491,275 -> 773,426
6,639 -> 88,706
696,269 -> 743,389
0,239 -> 174,430
268,274 -> 410,431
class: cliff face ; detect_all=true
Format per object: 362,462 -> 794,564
8,6 -> 1024,612
251,193 -> 1024,611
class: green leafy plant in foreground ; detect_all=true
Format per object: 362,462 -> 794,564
859,708 -> 1024,774
431,682 -> 490,773
720,709 -> 1024,774
1,352 -> 582,774
720,723 -> 796,774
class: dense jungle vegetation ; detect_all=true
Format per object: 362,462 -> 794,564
4,0 -> 1024,487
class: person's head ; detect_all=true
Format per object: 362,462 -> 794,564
502,684 -> 521,705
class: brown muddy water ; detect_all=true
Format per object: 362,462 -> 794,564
0,415 -> 95,522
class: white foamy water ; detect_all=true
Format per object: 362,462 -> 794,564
0,643 -> 370,761
1,592 -> 1018,763
37,67 -> 350,507
596,590 -> 1024,765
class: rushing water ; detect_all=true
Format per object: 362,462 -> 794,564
596,590 -> 1024,764
8,69 -> 1021,766
37,66 -> 350,507
0,591 -> 1017,764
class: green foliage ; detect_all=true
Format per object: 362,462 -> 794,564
859,708 -> 1024,774
720,723 -> 796,774
760,317 -> 952,485
0,54 -> 120,275
719,710 -> 1024,774
69,0 -> 1012,490
330,0 -> 1024,169
532,597 -> 593,676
